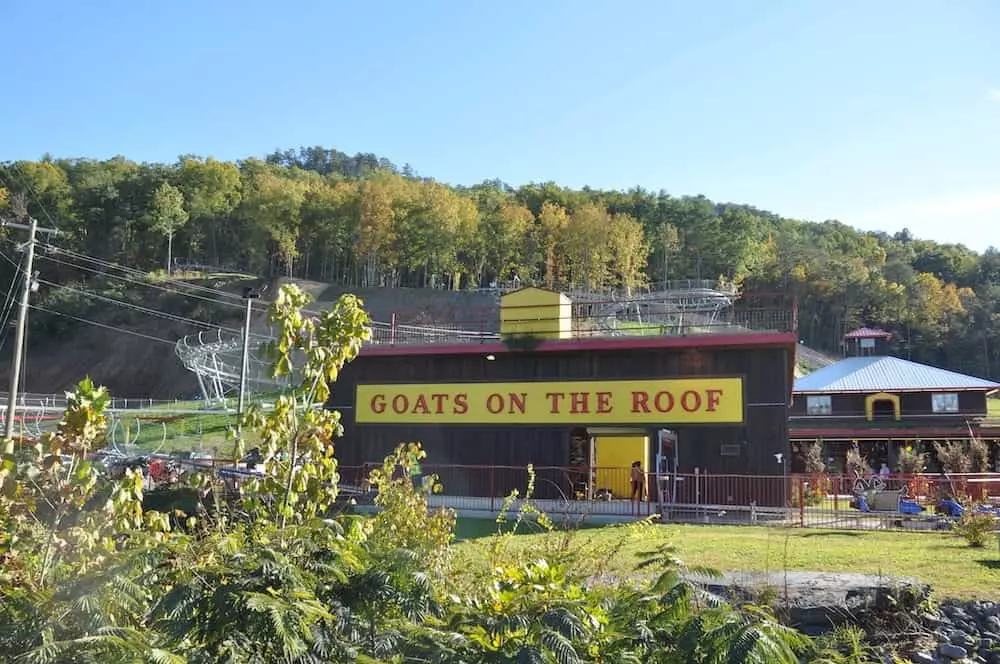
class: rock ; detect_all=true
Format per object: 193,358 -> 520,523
910,652 -> 936,664
938,643 -> 968,660
986,616 -> 1000,634
684,570 -> 929,634
924,612 -> 948,628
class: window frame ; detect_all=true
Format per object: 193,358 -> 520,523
931,392 -> 959,414
805,394 -> 832,416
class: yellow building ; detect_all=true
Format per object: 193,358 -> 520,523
499,286 -> 572,340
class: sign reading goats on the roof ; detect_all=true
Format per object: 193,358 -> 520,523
356,378 -> 745,425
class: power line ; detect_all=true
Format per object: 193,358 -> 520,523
34,278 -> 241,333
1,217 -> 62,447
0,246 -> 241,334
42,244 -> 250,304
27,304 -> 176,345
37,251 -> 248,312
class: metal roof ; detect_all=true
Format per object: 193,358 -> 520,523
793,356 -> 1000,393
843,327 -> 891,339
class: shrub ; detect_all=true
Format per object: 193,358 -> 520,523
846,444 -> 868,477
954,512 -> 996,548
934,440 -> 972,474
797,441 -> 826,474
969,437 -> 991,473
896,445 -> 926,475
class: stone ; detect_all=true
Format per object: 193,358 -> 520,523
938,643 -> 968,660
910,652 -> 936,664
924,612 -> 948,627
986,616 -> 1000,634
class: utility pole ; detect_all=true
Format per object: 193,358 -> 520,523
2,218 -> 61,451
236,286 -> 262,431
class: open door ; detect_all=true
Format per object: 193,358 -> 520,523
593,434 -> 650,499
656,429 -> 679,512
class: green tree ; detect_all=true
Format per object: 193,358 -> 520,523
148,182 -> 189,273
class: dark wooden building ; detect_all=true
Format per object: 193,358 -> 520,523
330,329 -> 797,502
790,328 -> 1000,472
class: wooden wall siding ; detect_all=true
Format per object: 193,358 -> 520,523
330,344 -> 793,486
333,346 -> 790,402
790,390 -> 989,418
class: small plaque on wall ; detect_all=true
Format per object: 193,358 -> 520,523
720,444 -> 741,457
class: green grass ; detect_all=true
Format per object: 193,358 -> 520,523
451,522 -> 1000,600
112,411 -> 237,453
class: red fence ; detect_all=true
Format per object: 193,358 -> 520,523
168,455 -> 1000,531
337,464 -> 1000,530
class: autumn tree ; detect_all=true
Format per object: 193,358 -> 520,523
148,182 -> 189,274
537,201 -> 569,288
563,202 -> 612,290
178,157 -> 242,264
608,212 -> 648,294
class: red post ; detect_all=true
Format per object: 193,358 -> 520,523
798,477 -> 805,526
489,465 -> 495,512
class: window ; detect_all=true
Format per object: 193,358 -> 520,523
720,444 -> 742,457
932,392 -> 959,414
806,395 -> 832,415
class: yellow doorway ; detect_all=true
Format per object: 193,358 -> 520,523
593,434 -> 649,499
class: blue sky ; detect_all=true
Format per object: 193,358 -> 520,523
3,0 -> 999,250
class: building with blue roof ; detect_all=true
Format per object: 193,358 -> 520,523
789,328 -> 1000,473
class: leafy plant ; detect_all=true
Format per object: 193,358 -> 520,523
934,440 -> 972,474
366,442 -> 456,576
954,512 -> 995,548
895,445 -> 926,475
797,441 -> 826,474
846,444 -> 868,477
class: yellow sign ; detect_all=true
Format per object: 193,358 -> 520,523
355,378 -> 744,425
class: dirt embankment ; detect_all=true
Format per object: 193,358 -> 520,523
0,281 -> 500,399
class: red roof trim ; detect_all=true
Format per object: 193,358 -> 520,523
360,332 -> 799,357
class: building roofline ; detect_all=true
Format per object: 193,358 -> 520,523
789,427 -> 998,438
360,331 -> 798,357
794,387 -> 1000,395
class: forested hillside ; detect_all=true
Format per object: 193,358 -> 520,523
1,146 -> 998,378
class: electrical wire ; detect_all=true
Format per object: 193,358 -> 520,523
38,244 -> 330,318
27,304 -> 176,345
0,243 -> 243,334
41,244 -> 249,303
0,264 -> 24,353
37,251 -> 249,312
35,278 -> 240,333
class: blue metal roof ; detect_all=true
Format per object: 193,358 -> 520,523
793,356 -> 1000,393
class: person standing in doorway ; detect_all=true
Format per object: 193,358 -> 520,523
630,461 -> 644,502
410,460 -> 423,490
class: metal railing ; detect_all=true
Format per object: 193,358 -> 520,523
335,464 -> 1000,530
103,452 -> 1000,533
174,291 -> 796,403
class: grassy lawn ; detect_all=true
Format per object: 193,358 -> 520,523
112,411 -> 237,453
451,522 -> 1000,600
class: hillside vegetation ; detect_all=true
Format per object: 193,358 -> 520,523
2,147 -> 999,382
